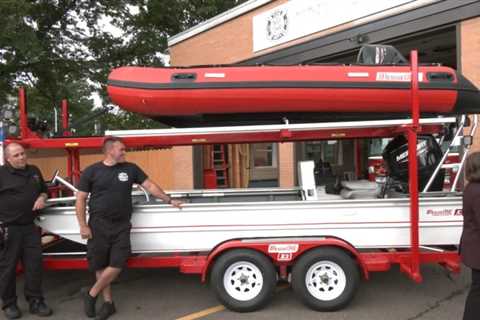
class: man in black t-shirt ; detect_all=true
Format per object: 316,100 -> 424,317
0,143 -> 53,319
76,136 -> 181,320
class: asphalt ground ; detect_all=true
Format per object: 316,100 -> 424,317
10,264 -> 470,320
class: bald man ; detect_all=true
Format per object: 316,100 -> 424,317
76,136 -> 182,320
0,143 -> 52,319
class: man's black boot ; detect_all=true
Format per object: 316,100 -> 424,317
29,299 -> 53,317
81,287 -> 97,318
95,302 -> 116,320
3,304 -> 22,319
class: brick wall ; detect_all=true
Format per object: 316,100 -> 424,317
27,148 -> 176,189
461,17 -> 480,151
278,142 -> 295,187
172,146 -> 194,189
170,0 -> 288,66
169,0 -> 363,66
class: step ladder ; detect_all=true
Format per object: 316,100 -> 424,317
212,144 -> 229,188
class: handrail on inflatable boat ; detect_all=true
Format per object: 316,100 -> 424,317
423,114 -> 478,192
451,115 -> 478,190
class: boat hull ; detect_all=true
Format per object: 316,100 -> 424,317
107,65 -> 479,126
38,197 -> 462,253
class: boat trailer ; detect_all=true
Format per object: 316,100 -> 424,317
3,50 -> 477,312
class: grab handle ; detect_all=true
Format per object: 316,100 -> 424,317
171,73 -> 197,81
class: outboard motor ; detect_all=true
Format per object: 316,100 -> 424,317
382,134 -> 445,192
356,44 -> 408,65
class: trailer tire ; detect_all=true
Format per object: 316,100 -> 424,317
292,247 -> 359,311
210,249 -> 276,312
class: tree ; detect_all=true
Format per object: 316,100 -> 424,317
0,0 -> 247,135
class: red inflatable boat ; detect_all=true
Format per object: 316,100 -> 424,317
107,47 -> 479,127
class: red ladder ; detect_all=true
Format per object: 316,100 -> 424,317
212,144 -> 229,188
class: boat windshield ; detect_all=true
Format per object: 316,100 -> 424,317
368,138 -> 391,157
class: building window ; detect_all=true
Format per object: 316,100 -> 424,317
252,143 -> 277,168
305,140 -> 343,167
250,143 -> 278,183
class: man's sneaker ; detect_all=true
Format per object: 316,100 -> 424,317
95,302 -> 116,320
29,299 -> 53,317
81,287 -> 97,318
3,304 -> 22,319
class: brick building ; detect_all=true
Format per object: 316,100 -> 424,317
164,0 -> 480,189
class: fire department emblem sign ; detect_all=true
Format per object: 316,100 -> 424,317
266,8 -> 288,41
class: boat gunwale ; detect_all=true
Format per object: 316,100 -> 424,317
42,195 -> 463,215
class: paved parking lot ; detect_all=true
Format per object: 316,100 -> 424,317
12,263 -> 470,320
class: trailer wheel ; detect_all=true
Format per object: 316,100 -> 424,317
292,247 -> 359,311
210,249 -> 276,312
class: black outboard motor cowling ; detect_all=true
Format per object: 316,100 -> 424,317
356,44 -> 408,65
382,134 -> 445,192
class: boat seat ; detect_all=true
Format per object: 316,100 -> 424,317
316,186 -> 344,200
340,180 -> 381,199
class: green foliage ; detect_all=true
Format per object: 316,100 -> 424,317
0,0 -> 247,135
101,111 -> 160,131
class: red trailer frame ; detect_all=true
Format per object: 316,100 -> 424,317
7,50 -> 460,286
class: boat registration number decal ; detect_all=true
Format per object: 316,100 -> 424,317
426,208 -> 463,216
204,73 -> 225,78
277,253 -> 293,261
268,244 -> 299,253
376,72 -> 423,82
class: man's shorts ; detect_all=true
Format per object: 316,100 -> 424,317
87,218 -> 131,271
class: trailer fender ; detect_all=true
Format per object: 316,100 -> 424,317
201,237 -> 369,282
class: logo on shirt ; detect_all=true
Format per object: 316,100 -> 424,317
118,172 -> 129,182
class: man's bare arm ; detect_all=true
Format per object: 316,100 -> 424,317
32,192 -> 48,210
75,191 -> 92,239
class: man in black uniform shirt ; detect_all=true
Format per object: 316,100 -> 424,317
0,143 -> 53,319
76,136 -> 181,320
